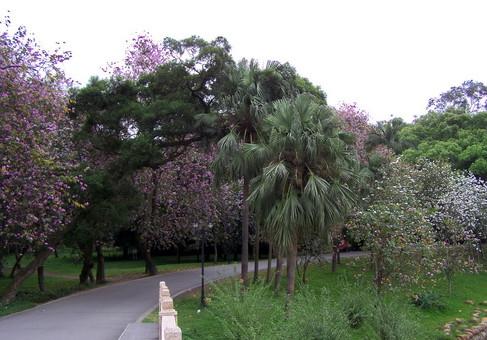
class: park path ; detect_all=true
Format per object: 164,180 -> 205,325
0,251 -> 364,340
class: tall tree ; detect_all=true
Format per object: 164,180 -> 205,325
399,111 -> 487,178
247,94 -> 357,295
427,80 -> 487,113
367,117 -> 407,154
212,59 -> 288,285
71,35 -> 233,274
0,16 -> 84,303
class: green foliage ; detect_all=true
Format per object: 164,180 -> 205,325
410,291 -> 446,311
367,117 -> 407,153
398,111 -> 487,178
196,275 -> 427,340
211,59 -> 290,184
209,282 -> 351,340
248,94 -> 358,250
338,286 -> 370,328
210,282 -> 283,339
348,160 -> 436,290
66,169 -> 140,247
368,298 -> 422,340
281,288 -> 352,340
166,260 -> 487,340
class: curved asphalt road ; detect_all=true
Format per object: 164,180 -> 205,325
0,251 -> 363,340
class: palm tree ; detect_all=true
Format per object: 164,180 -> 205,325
212,59 -> 285,285
246,94 -> 357,295
367,117 -> 406,153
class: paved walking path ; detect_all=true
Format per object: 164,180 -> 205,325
0,251 -> 364,340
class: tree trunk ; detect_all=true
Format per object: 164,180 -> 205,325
144,247 -> 157,276
286,241 -> 298,296
79,241 -> 94,285
37,266 -> 45,292
332,246 -> 337,273
241,177 -> 250,286
96,245 -> 106,284
213,241 -> 218,264
253,224 -> 260,283
176,246 -> 181,264
337,248 -> 341,264
374,253 -> 384,293
1,247 -> 52,304
142,170 -> 158,277
266,242 -> 273,283
9,251 -> 25,278
0,250 -> 5,278
122,246 -> 129,260
273,253 -> 283,293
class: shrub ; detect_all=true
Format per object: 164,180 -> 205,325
338,287 -> 371,328
209,281 -> 423,340
209,281 -> 283,339
209,282 -> 352,340
410,291 -> 446,310
368,298 -> 423,340
281,288 -> 352,340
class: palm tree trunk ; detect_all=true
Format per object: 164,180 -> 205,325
286,241 -> 298,296
332,245 -> 337,273
266,241 -> 273,283
273,252 -> 283,293
253,224 -> 260,283
241,177 -> 250,286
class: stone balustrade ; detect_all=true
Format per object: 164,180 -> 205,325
159,281 -> 182,340
458,318 -> 487,340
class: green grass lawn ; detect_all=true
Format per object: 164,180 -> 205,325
0,248 -> 228,317
145,258 -> 487,340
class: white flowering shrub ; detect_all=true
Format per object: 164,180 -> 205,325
348,159 -> 485,292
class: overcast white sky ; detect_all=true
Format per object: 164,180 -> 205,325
1,0 -> 486,121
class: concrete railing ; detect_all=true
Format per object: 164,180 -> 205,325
159,281 -> 182,340
458,318 -> 487,340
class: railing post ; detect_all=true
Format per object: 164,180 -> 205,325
158,281 -> 182,340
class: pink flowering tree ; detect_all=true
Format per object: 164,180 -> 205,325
0,16 -> 83,303
131,147 -> 242,273
336,103 -> 371,164
104,33 -> 169,80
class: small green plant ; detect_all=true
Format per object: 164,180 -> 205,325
209,280 -> 283,339
410,291 -> 446,310
369,297 -> 423,340
282,288 -> 352,340
338,287 -> 370,328
209,282 -> 352,340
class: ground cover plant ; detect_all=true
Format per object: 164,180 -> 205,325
151,258 -> 487,340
